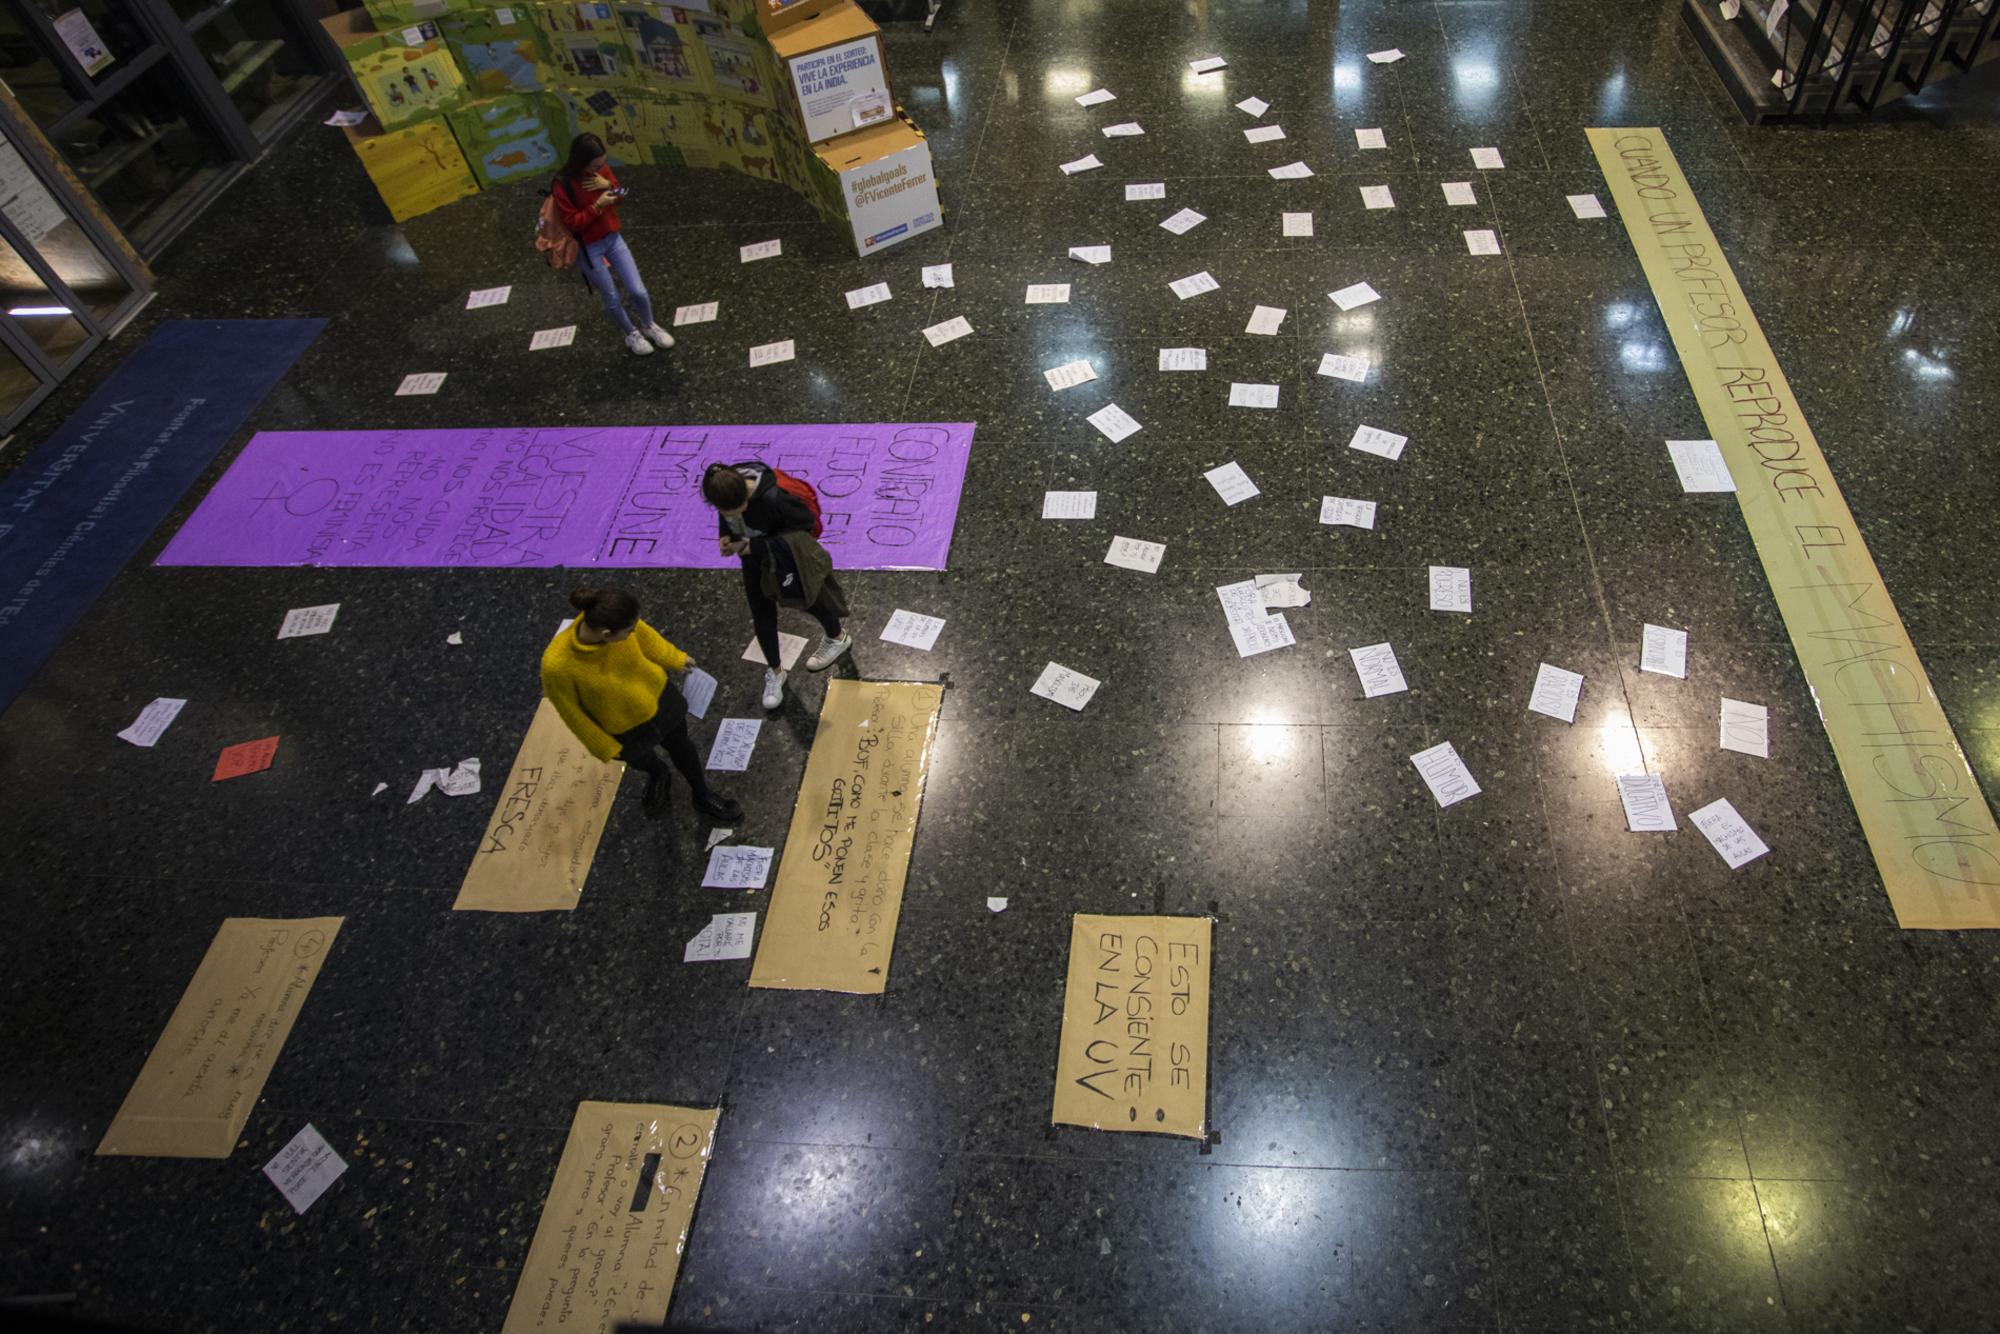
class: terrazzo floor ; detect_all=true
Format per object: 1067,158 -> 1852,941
4,1 -> 2000,1331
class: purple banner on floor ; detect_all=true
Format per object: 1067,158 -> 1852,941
155,422 -> 976,570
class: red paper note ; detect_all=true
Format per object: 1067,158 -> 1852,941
213,736 -> 279,782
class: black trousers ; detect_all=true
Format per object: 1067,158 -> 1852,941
741,558 -> 842,668
611,686 -> 711,797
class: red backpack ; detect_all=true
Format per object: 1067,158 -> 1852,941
534,178 -> 580,270
768,466 -> 823,539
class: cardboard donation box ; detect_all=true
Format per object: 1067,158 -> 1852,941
758,0 -> 843,34
342,114 -> 480,221
812,117 -> 941,255
769,1 -> 891,144
323,10 -> 469,127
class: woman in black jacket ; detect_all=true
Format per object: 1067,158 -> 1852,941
702,462 -> 851,710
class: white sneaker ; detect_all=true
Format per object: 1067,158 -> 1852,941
643,322 -> 676,349
624,329 -> 655,355
806,633 -> 852,671
761,668 -> 787,710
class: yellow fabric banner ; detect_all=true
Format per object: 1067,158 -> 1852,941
502,1101 -> 719,1334
749,680 -> 943,993
1591,127 -> 2000,929
1051,914 -> 1212,1140
97,917 -> 343,1158
455,699 -> 625,912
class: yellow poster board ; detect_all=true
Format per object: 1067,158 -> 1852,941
502,1100 -> 719,1334
748,680 -> 942,993
455,699 -> 625,912
1590,128 -> 2000,929
341,114 -> 481,223
97,917 -> 343,1158
1050,914 -> 1212,1140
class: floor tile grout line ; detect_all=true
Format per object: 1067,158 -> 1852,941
1672,19 -> 1758,174
1745,1174 -> 1792,1317
959,14 -> 1020,185
1486,93 -> 1668,1301
702,1131 -> 1716,1178
1681,915 -> 1767,1187
910,11 -> 1019,413
1486,167 -> 1636,740
253,1104 -> 577,1135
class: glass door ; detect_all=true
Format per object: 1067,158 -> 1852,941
0,320 -> 54,429
0,112 -> 151,432
2,0 -> 336,257
176,0 -> 324,143
7,0 -> 235,252
0,216 -> 91,432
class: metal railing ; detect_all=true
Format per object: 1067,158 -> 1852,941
1762,0 -> 2000,118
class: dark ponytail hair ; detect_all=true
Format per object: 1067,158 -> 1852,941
561,132 -> 606,181
702,463 -> 749,509
569,584 -> 639,633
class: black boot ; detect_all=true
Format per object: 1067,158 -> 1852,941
642,770 -> 671,819
693,788 -> 743,822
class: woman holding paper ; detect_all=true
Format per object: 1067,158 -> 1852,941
550,133 -> 676,357
541,585 -> 742,824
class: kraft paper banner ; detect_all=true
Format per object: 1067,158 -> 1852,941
455,700 -> 624,913
1590,127 -> 2000,929
155,422 -> 975,572
501,1101 -> 719,1334
748,680 -> 942,993
97,917 -> 343,1158
1051,914 -> 1212,1140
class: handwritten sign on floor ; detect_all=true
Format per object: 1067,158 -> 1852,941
455,700 -> 624,912
1051,914 -> 1212,1140
157,423 -> 976,572
502,1101 -> 718,1334
1591,126 -> 2000,929
749,681 -> 942,993
98,917 -> 342,1158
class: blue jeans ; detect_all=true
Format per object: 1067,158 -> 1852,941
576,232 -> 654,336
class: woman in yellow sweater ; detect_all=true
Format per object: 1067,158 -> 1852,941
541,585 -> 743,823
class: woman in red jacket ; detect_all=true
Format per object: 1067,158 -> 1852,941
551,133 -> 676,357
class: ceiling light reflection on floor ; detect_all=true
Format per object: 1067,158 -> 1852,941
1240,718 -> 1301,765
1043,67 -> 1092,97
1901,347 -> 1954,382
1595,717 -> 1645,776
1451,58 -> 1501,112
3,1116 -> 73,1179
1619,340 -> 1670,373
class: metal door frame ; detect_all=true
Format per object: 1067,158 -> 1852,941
0,83 -> 156,432
6,0 -> 338,254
